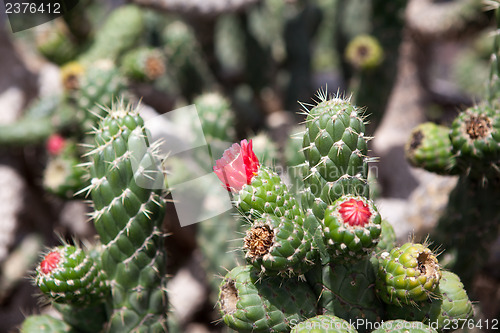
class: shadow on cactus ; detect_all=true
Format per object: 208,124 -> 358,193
212,92 -> 474,333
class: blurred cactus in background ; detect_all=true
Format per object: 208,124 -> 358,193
0,0 -> 498,332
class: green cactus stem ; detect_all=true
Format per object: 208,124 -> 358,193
20,314 -> 75,333
78,5 -> 145,64
301,94 -> 371,221
88,102 -> 168,332
218,265 -> 317,332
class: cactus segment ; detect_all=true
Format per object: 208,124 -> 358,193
302,96 -> 370,220
20,314 -> 76,333
427,271 -> 474,330
89,103 -> 167,331
121,47 -> 166,82
371,320 -> 437,333
291,315 -> 358,333
322,195 -> 382,261
385,271 -> 473,331
194,92 -> 236,143
79,5 -> 145,64
308,258 -> 383,331
74,63 -> 128,132
376,243 -> 441,305
218,265 -> 317,332
375,220 -> 396,253
450,104 -> 500,175
405,122 -> 458,175
35,245 -> 109,305
244,214 -> 313,277
236,165 -> 304,226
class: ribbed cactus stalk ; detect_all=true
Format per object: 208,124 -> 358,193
301,94 -> 370,221
87,102 -> 167,331
78,5 -> 145,64
376,242 -> 441,305
218,265 -> 317,332
385,271 -> 473,331
307,258 -> 384,331
74,63 -> 128,133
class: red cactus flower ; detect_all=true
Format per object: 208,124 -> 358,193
46,134 -> 66,155
338,198 -> 372,227
40,251 -> 61,275
214,139 -> 260,192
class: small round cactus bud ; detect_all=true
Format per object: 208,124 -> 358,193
345,34 -> 384,70
35,245 -> 109,305
323,195 -> 382,261
46,134 -> 66,156
291,315 -> 357,333
376,242 -> 441,305
244,214 -> 313,277
405,122 -> 458,175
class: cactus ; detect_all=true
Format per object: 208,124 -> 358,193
322,194 -> 382,261
375,242 -> 441,306
35,244 -> 109,305
23,102 -> 169,332
404,4 -> 500,290
121,47 -> 166,82
405,122 -> 458,175
301,95 -> 370,221
78,5 -> 146,65
386,271 -> 473,331
218,265 -> 316,332
212,93 -> 474,333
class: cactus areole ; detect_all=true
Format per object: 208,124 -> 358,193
338,198 -> 372,227
40,251 -> 61,274
214,139 -> 260,192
